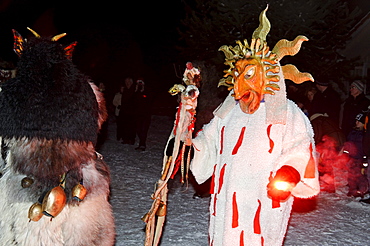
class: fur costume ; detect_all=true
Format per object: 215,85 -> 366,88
0,29 -> 115,245
190,7 -> 319,246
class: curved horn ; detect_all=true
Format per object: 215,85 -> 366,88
27,27 -> 40,38
272,35 -> 309,61
52,33 -> 67,41
252,5 -> 270,44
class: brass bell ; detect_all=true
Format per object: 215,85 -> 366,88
28,202 -> 43,222
72,183 -> 87,202
42,185 -> 67,218
141,212 -> 150,223
21,177 -> 34,188
156,201 -> 167,217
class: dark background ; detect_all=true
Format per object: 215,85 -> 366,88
0,0 -> 186,113
0,0 -> 369,117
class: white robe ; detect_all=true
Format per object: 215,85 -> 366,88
191,99 -> 319,246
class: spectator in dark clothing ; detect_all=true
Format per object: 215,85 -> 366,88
341,80 -> 370,138
133,79 -> 153,151
309,81 -> 341,125
113,85 -> 124,141
119,77 -> 136,145
310,113 -> 345,150
302,86 -> 317,117
360,108 -> 370,204
343,113 -> 369,198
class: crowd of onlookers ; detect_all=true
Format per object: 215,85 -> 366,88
112,77 -> 153,152
287,79 -> 370,204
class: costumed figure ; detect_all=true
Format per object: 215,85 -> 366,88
143,62 -> 201,246
0,28 -> 115,245
190,7 -> 319,246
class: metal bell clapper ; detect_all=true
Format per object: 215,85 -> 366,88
72,182 -> 87,202
41,173 -> 67,219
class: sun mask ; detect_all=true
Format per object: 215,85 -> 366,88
219,6 -> 314,114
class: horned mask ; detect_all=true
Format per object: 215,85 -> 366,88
13,27 -> 77,59
219,6 -> 314,115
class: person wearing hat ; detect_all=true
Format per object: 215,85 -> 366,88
343,113 -> 369,198
309,80 -> 341,125
341,80 -> 370,138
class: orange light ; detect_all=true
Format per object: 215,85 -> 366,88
274,181 -> 291,191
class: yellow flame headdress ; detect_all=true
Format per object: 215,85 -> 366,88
218,6 -> 314,92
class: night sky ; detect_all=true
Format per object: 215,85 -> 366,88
0,0 -> 186,96
0,0 -> 369,98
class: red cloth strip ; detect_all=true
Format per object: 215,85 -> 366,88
253,199 -> 262,234
232,127 -> 246,155
220,126 -> 225,154
212,194 -> 217,216
210,164 -> 217,194
272,199 -> 280,208
217,164 -> 226,194
267,124 -> 274,153
232,192 -> 239,228
304,143 -> 316,178
173,103 -> 182,136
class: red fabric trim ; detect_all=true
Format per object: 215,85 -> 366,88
240,230 -> 244,246
253,199 -> 262,234
195,128 -> 203,137
173,103 -> 182,136
220,126 -> 225,154
232,127 -> 246,155
304,143 -> 316,178
217,164 -> 227,194
212,194 -> 217,216
267,124 -> 274,153
261,236 -> 264,246
272,199 -> 280,208
232,192 -> 239,228
210,165 -> 217,194
170,149 -> 182,179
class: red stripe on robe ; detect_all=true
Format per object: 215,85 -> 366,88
232,192 -> 239,228
220,126 -> 225,154
253,200 -> 262,234
212,194 -> 217,216
217,164 -> 226,194
261,236 -> 264,246
240,230 -> 244,246
304,143 -> 316,178
232,127 -> 246,155
267,124 -> 274,153
210,165 -> 217,194
272,199 -> 280,208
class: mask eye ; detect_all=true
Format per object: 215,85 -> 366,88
244,67 -> 255,79
234,71 -> 239,77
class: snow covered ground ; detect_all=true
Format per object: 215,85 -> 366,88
99,114 -> 370,246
